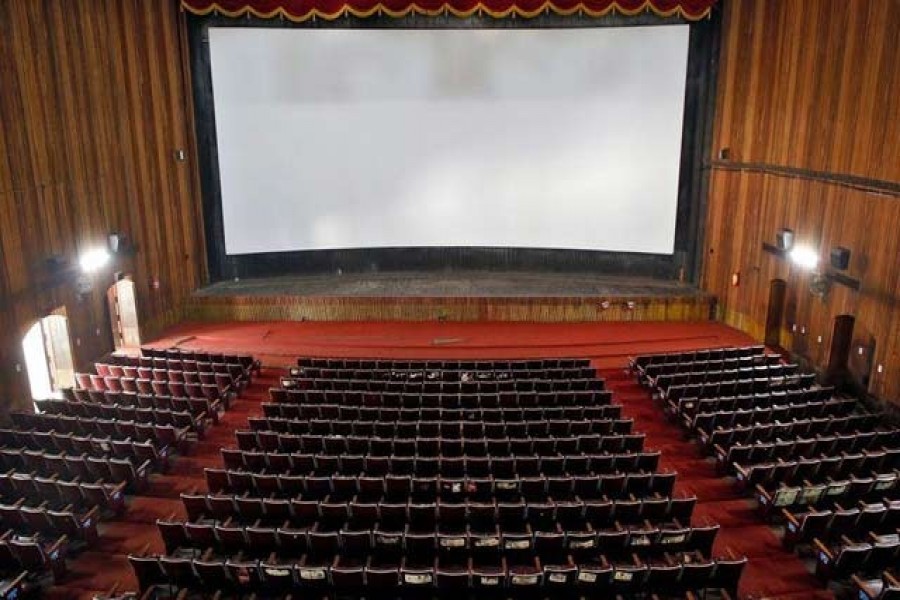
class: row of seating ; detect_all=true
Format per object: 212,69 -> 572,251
270,387 -> 615,408
663,373 -> 816,403
64,388 -> 225,422
735,451 -> 900,492
247,415 -> 634,438
76,374 -> 233,405
297,357 -> 591,371
670,386 -> 837,421
0,470 -> 127,515
281,377 -> 606,394
855,571 -> 900,600
685,397 -> 856,432
0,530 -> 67,583
782,500 -> 900,550
158,518 -> 718,562
7,413 -> 189,454
757,472 -> 900,517
814,532 -> 900,585
716,439 -> 900,475
629,345 -> 767,372
137,347 -> 259,372
0,499 -> 98,545
697,415 -> 887,454
130,548 -> 742,599
234,430 -> 646,456
1,429 -> 167,471
654,364 -> 800,397
260,401 -> 623,422
0,447 -> 150,492
219,447 -> 663,477
640,354 -> 780,384
82,365 -> 241,391
33,399 -> 208,437
96,360 -> 249,382
290,366 -> 599,383
203,471 -> 679,502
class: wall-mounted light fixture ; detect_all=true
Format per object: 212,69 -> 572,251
762,233 -> 860,294
79,248 -> 111,273
776,228 -> 794,251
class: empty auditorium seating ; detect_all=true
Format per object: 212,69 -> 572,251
34,398 -> 209,438
633,344 -> 900,595
64,387 -> 227,424
260,401 -> 624,421
854,571 -> 900,600
0,529 -> 68,582
270,386 -> 615,408
0,498 -> 98,545
129,355 -> 740,598
0,470 -> 126,516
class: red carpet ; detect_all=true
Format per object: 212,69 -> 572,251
46,320 -> 832,599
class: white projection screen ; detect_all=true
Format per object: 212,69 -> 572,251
209,26 -> 690,256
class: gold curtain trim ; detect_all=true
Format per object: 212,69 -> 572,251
181,1 -> 712,21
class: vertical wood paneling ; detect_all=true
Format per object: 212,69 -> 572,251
0,0 -> 205,411
704,0 -> 900,403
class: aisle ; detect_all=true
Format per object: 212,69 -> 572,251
600,367 -> 833,600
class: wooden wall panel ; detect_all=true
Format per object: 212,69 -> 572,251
0,0 -> 205,413
704,0 -> 900,404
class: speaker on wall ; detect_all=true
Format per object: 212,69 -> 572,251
776,229 -> 795,251
831,247 -> 851,271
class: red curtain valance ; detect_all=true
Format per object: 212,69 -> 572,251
181,0 -> 716,21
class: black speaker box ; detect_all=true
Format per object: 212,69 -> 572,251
831,247 -> 851,270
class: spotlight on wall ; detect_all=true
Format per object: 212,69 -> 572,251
789,245 -> 819,271
600,300 -> 611,310
625,301 -> 636,311
79,248 -> 111,274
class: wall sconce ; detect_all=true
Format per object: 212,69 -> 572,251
776,228 -> 794,251
625,301 -> 636,311
108,232 -> 122,254
599,300 -> 611,310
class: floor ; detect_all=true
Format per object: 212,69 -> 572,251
47,320 -> 832,599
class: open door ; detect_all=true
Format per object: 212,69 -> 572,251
764,279 -> 787,348
22,312 -> 76,401
826,315 -> 855,386
108,277 -> 141,351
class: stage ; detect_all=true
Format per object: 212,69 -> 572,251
186,271 -> 716,323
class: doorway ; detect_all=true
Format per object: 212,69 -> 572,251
107,277 -> 141,351
22,312 -> 76,400
826,314 -> 855,386
764,279 -> 787,348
